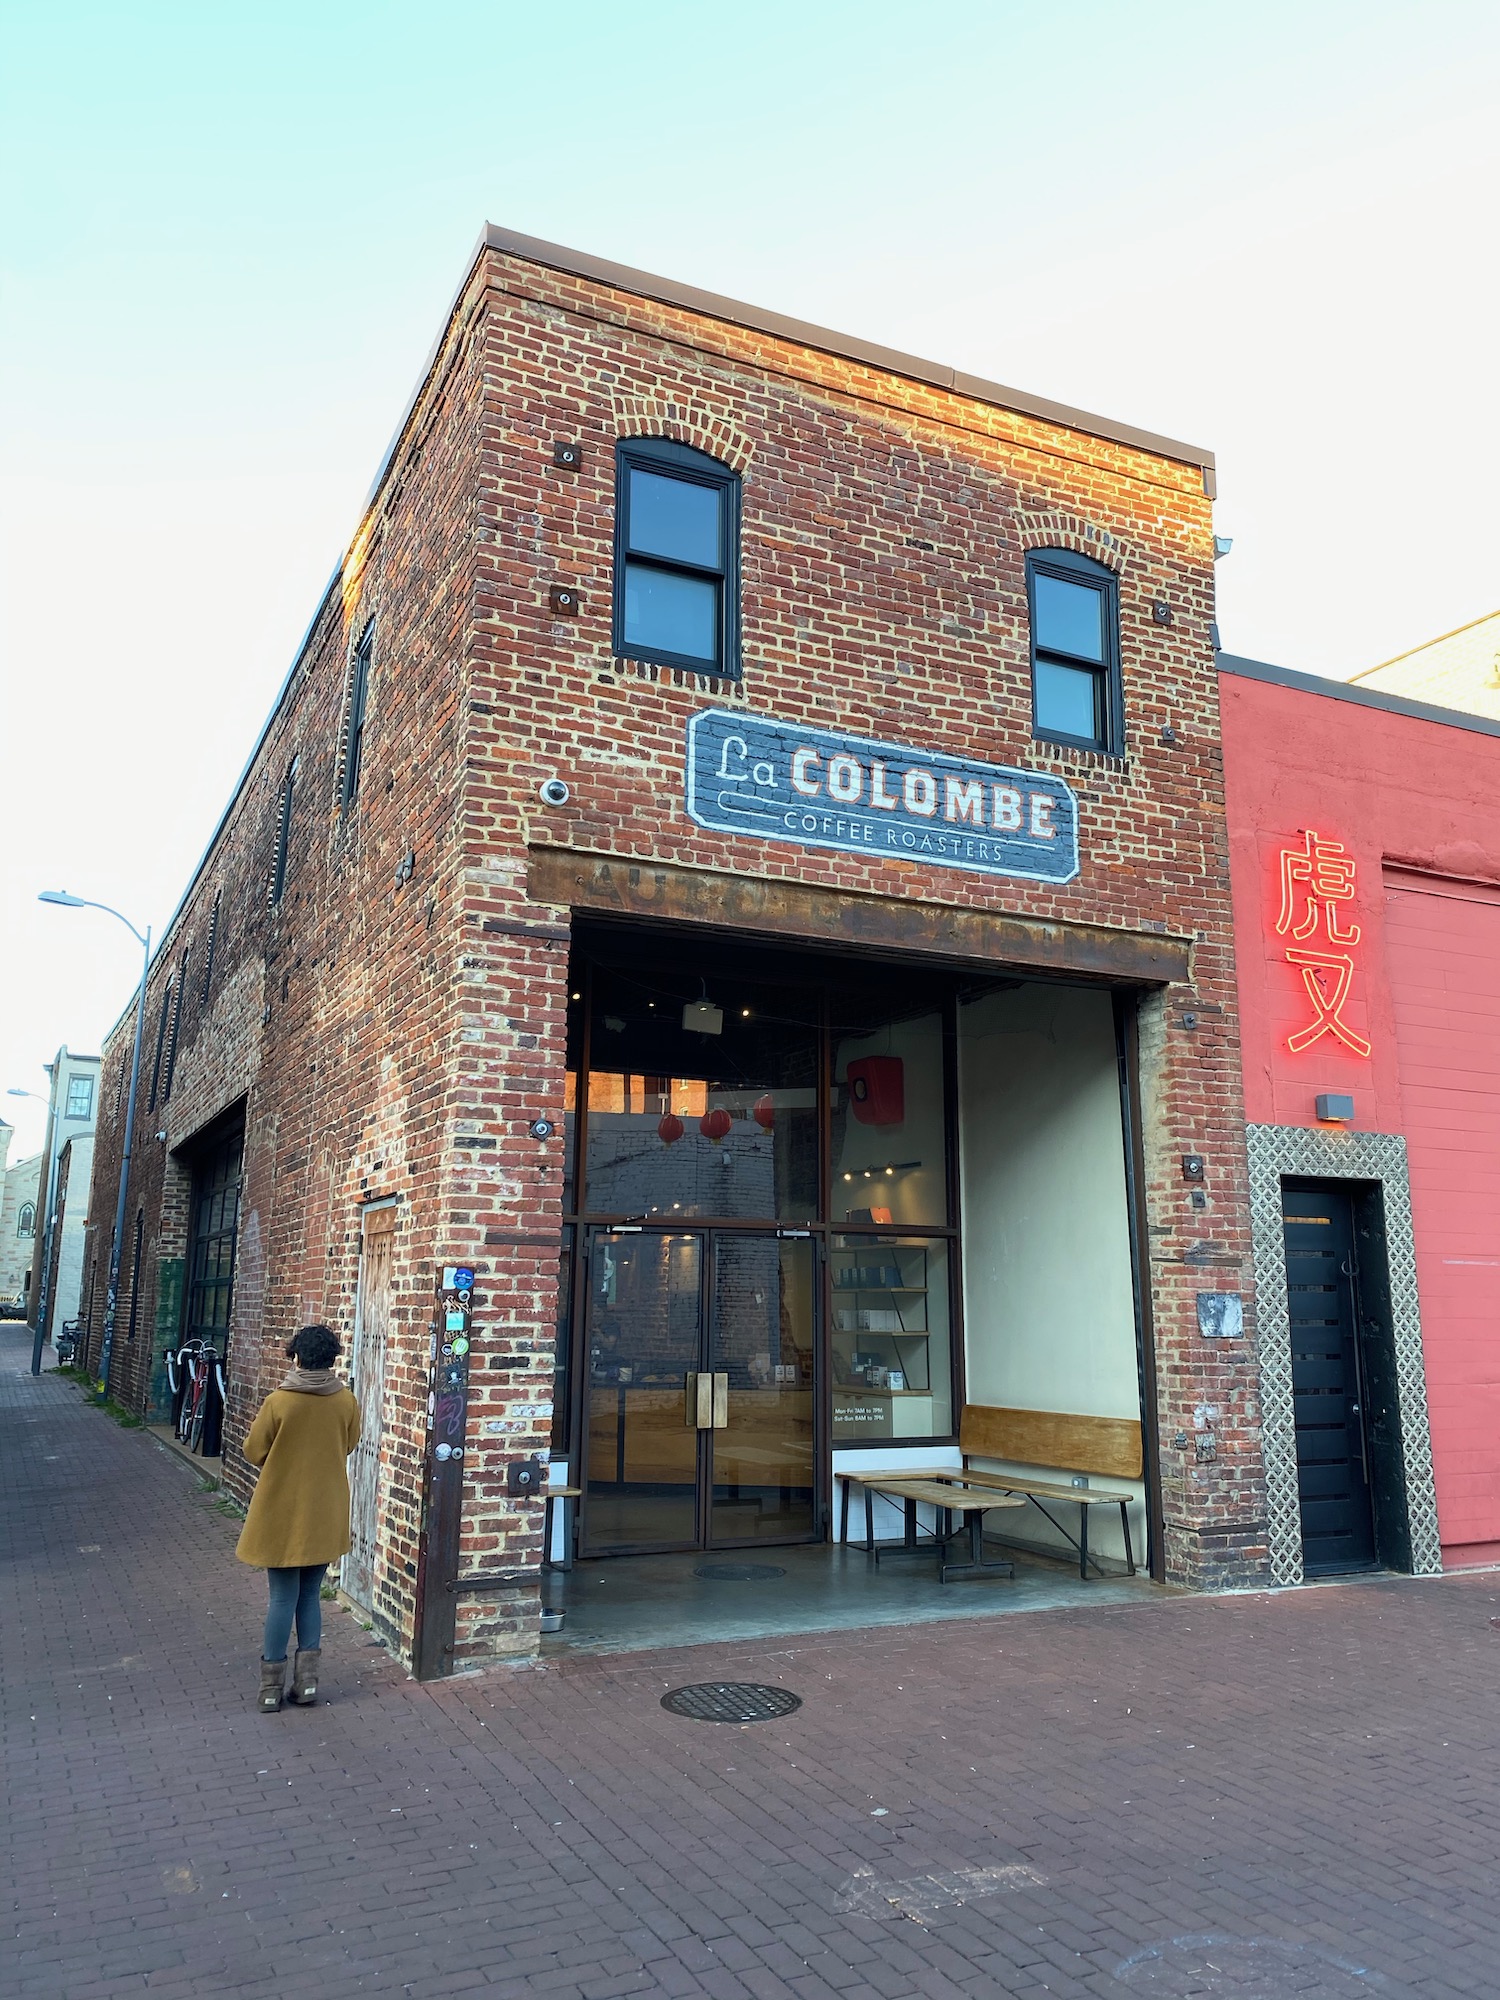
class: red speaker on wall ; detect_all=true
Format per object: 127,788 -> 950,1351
847,1056 -> 904,1126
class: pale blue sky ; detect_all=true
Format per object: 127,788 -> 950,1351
3,0 -> 1497,1146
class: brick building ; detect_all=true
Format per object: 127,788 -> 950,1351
81,225 -> 1270,1675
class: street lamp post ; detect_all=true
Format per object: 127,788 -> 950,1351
38,893 -> 151,1394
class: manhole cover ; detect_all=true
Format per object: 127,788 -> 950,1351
1113,1935 -> 1379,1995
693,1562 -> 787,1581
662,1682 -> 802,1723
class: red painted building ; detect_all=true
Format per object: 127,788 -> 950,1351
1220,653 -> 1500,1578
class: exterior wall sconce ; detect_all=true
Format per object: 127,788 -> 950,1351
1315,1093 -> 1355,1122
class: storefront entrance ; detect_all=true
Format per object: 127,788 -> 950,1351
582,1229 -> 816,1554
553,919 -> 1155,1584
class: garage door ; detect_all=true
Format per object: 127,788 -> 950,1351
1384,868 -> 1500,1558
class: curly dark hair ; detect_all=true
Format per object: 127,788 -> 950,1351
284,1324 -> 341,1370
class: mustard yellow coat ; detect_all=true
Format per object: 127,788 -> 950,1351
234,1386 -> 362,1569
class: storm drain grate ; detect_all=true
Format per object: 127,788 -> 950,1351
693,1562 -> 787,1582
662,1682 -> 803,1723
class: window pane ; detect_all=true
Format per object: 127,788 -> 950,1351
628,468 -> 721,568
583,967 -> 818,1221
830,1235 -> 952,1442
624,562 -> 719,663
1034,572 -> 1104,662
831,1003 -> 948,1225
1035,659 -> 1102,742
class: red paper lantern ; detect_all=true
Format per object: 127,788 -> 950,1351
699,1107 -> 733,1142
752,1093 -> 776,1131
657,1113 -> 685,1145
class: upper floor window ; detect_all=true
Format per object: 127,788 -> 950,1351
17,1202 -> 35,1236
613,439 -> 740,676
342,625 -> 373,809
65,1075 -> 95,1120
147,977 -> 174,1114
270,756 -> 298,904
1027,548 -> 1121,754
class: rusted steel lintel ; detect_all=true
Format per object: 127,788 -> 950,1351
527,847 -> 1191,986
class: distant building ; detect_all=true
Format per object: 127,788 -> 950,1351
0,1123 -> 43,1309
1350,609 -> 1500,721
43,1133 -> 96,1340
26,1048 -> 101,1344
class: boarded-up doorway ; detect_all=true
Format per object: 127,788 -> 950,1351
343,1202 -> 395,1615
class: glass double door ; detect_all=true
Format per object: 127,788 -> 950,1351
582,1229 -> 817,1555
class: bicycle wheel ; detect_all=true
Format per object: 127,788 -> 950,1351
188,1382 -> 208,1453
177,1358 -> 198,1443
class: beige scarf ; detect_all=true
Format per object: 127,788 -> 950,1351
279,1366 -> 346,1396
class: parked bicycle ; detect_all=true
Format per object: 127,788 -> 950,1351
165,1339 -> 227,1454
54,1320 -> 79,1366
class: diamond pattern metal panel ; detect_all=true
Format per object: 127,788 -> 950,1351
1245,1123 -> 1441,1585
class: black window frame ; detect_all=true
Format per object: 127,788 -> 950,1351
341,624 -> 373,810
146,977 -> 173,1114
126,1208 -> 144,1342
270,755 -> 298,905
612,438 -> 741,679
182,1116 -> 245,1360
1026,547 -> 1123,755
162,950 -> 188,1103
199,891 -> 220,1004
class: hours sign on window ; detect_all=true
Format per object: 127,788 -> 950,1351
685,709 -> 1079,884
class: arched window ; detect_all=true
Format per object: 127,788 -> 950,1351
341,624 -> 373,810
1026,547 -> 1122,754
18,1202 -> 35,1236
613,438 -> 741,677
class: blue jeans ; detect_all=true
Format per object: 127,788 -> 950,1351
264,1565 -> 327,1662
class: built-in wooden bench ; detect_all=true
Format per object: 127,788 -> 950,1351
837,1404 -> 1142,1579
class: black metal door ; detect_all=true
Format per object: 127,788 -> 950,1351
1282,1182 -> 1376,1573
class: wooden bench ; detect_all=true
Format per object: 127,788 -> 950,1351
836,1405 -> 1142,1579
956,1405 -> 1141,1578
855,1476 -> 1025,1583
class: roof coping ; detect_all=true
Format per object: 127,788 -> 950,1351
483,223 -> 1216,478
1218,651 -> 1500,742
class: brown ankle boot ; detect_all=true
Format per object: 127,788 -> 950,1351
258,1658 -> 286,1712
289,1647 -> 322,1705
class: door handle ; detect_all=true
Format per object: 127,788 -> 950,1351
685,1372 -> 730,1428
685,1372 -> 715,1429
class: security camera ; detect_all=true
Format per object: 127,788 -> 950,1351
538,778 -> 570,807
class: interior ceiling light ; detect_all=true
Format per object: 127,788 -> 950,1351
683,999 -> 723,1035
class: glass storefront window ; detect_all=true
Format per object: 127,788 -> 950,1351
583,967 -> 818,1220
829,1234 -> 952,1442
830,1003 -> 948,1226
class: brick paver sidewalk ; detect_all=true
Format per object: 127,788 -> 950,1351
5,1323 -> 1500,1999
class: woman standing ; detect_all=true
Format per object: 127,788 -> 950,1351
235,1324 -> 362,1712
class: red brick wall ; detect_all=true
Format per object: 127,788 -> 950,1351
81,260 -> 493,1660
454,246 -> 1262,1597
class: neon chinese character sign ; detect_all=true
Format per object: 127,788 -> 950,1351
1273,829 -> 1371,1058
